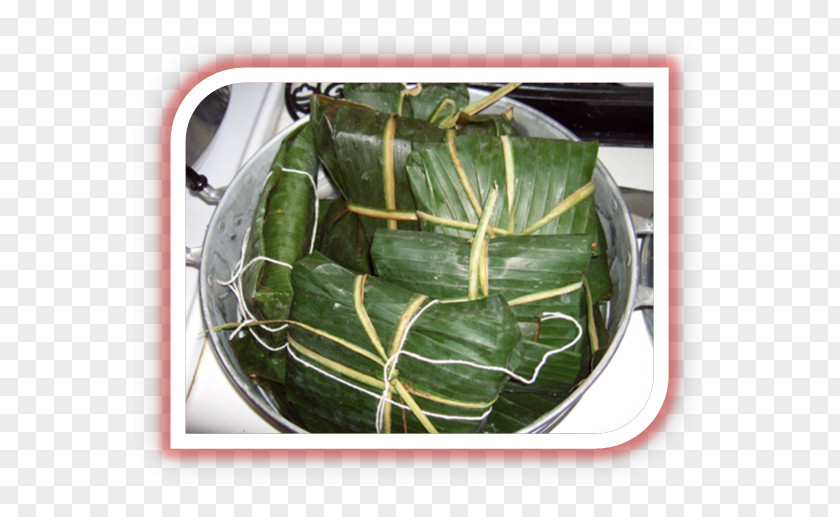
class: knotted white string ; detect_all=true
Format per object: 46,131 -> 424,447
216,166 -> 318,352
389,311 -> 584,385
279,167 -> 318,253
373,303 -> 583,432
287,346 -> 492,424
374,299 -> 441,432
218,166 -> 586,430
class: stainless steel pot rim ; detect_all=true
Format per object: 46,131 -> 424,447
197,89 -> 639,435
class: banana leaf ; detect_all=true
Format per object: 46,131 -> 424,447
314,198 -> 373,274
285,252 -> 524,433
371,229 -> 594,295
342,82 -> 470,123
310,94 -> 526,242
482,391 -> 566,433
485,286 -> 610,433
590,301 -> 611,370
370,229 -> 595,396
405,135 -> 600,240
230,332 -> 306,427
341,83 -> 406,114
239,123 -> 318,348
404,83 -> 470,123
585,219 -> 612,302
490,276 -> 614,432
230,333 -> 287,384
456,112 -> 520,137
310,94 -> 447,236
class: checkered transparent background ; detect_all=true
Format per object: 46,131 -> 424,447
2,0 -> 837,513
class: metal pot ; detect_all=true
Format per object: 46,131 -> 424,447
186,89 -> 653,433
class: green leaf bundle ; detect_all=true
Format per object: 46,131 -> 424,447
310,94 -> 448,236
235,122 -> 318,360
370,229 -> 596,395
406,134 -> 600,239
313,198 -> 373,274
342,82 -> 471,123
284,252 -> 524,433
222,83 -> 618,434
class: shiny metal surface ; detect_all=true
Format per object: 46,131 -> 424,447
186,86 -> 231,167
195,90 -> 643,434
618,186 -> 654,342
191,183 -> 227,205
185,246 -> 202,269
639,235 -> 654,341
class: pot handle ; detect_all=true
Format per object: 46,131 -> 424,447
618,186 -> 653,227
187,165 -> 227,205
634,284 -> 653,310
186,246 -> 202,269
619,186 -> 654,341
619,187 -> 654,305
631,214 -> 653,236
185,166 -> 222,269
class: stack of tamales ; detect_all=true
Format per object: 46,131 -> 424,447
226,83 -> 612,433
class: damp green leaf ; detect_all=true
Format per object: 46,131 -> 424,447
241,123 -> 318,339
314,198 -> 374,274
284,252 -> 523,433
371,229 -> 595,396
405,135 -> 600,239
310,94 -> 447,238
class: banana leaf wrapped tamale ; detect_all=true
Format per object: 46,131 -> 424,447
401,130 -> 612,316
219,83 -> 619,434
371,230 -> 596,391
370,229 -> 609,431
313,198 -> 373,274
310,94 -> 447,236
230,123 -> 319,381
404,132 -> 613,301
406,134 -> 600,238
309,85 -> 523,243
284,252 -> 524,433
373,133 -> 613,427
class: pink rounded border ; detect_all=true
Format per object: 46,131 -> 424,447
160,55 -> 682,460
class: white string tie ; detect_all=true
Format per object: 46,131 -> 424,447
374,299 -> 440,433
287,346 -> 492,424
388,311 -> 583,386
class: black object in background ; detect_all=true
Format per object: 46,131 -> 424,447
285,82 -> 654,148
468,83 -> 653,148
